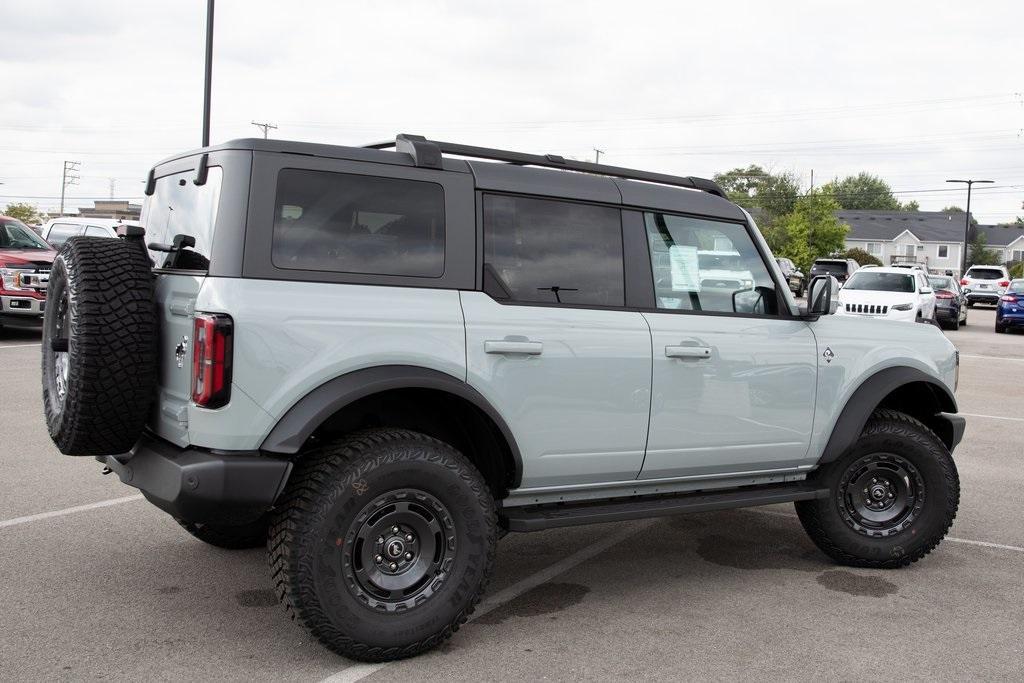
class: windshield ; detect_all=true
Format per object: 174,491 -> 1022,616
141,166 -> 223,270
966,268 -> 1003,280
844,271 -> 915,293
928,276 -> 953,290
0,219 -> 50,250
811,261 -> 847,275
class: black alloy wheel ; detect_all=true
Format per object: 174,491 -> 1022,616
836,453 -> 923,538
345,489 -> 457,611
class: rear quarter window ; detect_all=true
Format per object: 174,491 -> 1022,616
271,169 -> 445,278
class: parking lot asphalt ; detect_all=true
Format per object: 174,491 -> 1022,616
2,309 -> 1022,681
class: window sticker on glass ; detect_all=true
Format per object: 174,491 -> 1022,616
668,245 -> 701,292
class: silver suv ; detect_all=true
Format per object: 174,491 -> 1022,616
39,135 -> 965,662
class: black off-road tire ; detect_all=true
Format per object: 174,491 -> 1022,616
177,515 -> 271,549
41,237 -> 157,455
268,429 -> 497,662
796,409 -> 959,569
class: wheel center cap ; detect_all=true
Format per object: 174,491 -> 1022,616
870,485 -> 887,500
386,539 -> 406,559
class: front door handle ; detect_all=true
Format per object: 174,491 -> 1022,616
485,340 -> 543,355
665,345 -> 711,359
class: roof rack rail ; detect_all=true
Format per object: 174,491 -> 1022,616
365,134 -> 727,199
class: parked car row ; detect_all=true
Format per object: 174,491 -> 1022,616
793,257 -> 1015,334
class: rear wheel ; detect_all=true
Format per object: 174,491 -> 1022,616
268,429 -> 497,662
796,409 -> 959,569
995,322 -> 1007,333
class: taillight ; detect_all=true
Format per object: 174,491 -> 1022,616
1001,295 -> 1018,302
935,290 -> 954,299
960,278 -> 969,285
191,313 -> 233,408
998,280 -> 1010,287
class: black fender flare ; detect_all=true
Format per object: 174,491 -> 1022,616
260,365 -> 523,486
820,366 -> 959,463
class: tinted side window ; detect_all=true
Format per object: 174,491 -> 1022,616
272,169 -> 445,278
644,213 -> 778,315
483,195 -> 624,307
46,223 -> 81,246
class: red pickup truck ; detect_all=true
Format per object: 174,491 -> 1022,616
0,216 -> 56,331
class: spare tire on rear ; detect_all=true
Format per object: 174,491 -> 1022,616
42,237 -> 158,455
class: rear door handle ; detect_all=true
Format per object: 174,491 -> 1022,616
484,340 -> 543,355
665,345 -> 711,359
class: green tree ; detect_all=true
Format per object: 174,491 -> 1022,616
773,190 -> 849,271
842,247 -> 883,267
821,173 -> 900,210
712,165 -> 800,226
901,200 -> 920,211
967,233 -> 1001,268
3,202 -> 41,224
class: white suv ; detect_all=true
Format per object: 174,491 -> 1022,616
961,265 -> 1010,307
836,266 -> 936,322
40,217 -> 139,249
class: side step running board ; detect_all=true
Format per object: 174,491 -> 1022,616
500,483 -> 828,532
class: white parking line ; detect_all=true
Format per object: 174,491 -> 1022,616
960,412 -> 1024,423
0,342 -> 41,350
0,494 -> 144,529
960,354 -> 1024,363
320,519 -> 656,683
753,508 -> 1024,553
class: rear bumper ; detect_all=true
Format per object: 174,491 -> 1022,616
101,433 -> 292,524
997,313 -> 1024,327
966,292 -> 1001,304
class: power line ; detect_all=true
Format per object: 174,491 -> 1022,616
59,161 -> 80,216
251,120 -> 278,139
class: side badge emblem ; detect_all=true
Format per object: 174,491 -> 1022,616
822,346 -> 835,364
175,335 -> 189,369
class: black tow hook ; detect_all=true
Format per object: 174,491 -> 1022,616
101,466 -> 113,475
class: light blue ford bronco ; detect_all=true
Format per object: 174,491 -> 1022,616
40,135 -> 964,661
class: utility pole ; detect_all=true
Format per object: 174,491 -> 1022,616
809,169 -> 814,191
202,0 -> 215,147
59,161 -> 81,216
251,121 -> 278,139
593,148 -> 604,164
108,177 -> 116,199
946,178 -> 994,276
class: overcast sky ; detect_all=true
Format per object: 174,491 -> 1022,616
1,0 -> 1022,222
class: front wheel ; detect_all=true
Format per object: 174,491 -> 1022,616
796,409 -> 959,568
268,429 -> 497,662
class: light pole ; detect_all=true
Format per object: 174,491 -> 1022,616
946,178 -> 993,275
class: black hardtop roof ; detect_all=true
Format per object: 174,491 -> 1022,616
150,134 -> 739,216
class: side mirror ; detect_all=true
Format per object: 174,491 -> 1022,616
806,276 -> 837,317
